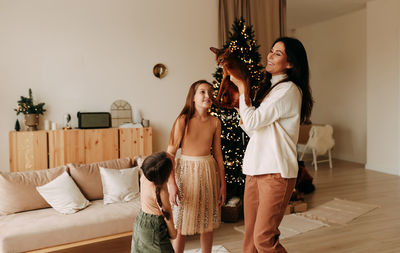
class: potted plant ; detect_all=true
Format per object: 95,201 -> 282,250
15,88 -> 46,131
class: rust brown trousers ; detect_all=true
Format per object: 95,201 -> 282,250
243,173 -> 296,253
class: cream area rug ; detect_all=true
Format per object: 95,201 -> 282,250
297,198 -> 379,225
185,245 -> 230,253
278,214 -> 328,239
234,214 -> 328,239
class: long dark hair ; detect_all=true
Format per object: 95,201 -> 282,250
168,80 -> 213,147
141,151 -> 173,219
254,37 -> 313,123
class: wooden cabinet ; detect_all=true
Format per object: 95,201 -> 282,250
84,129 -> 119,164
119,127 -> 152,159
9,131 -> 48,172
48,129 -> 85,167
9,127 -> 152,172
48,128 -> 119,167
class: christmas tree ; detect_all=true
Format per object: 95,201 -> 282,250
211,17 -> 264,200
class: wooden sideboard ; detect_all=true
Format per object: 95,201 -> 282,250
9,131 -> 48,172
9,127 -> 152,172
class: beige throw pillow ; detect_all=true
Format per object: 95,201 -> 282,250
99,166 -> 140,204
67,157 -> 132,200
0,166 -> 68,215
36,171 -> 90,214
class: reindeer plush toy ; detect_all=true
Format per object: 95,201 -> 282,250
210,47 -> 251,109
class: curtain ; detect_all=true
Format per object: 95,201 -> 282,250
218,0 -> 286,63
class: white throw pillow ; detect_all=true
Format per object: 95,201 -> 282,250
36,171 -> 90,214
99,166 -> 140,204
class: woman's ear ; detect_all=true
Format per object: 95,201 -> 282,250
286,62 -> 293,69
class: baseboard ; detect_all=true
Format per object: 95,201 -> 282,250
365,163 -> 400,176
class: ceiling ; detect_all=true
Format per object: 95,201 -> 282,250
287,0 -> 373,31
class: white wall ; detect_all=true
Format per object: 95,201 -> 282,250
0,0 -> 218,171
292,9 -> 367,164
366,0 -> 400,175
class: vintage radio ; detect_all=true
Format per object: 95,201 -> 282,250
77,112 -> 111,129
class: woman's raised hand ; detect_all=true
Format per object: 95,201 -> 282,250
227,70 -> 245,94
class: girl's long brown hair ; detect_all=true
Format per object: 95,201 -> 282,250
168,80 -> 213,147
141,152 -> 173,219
254,37 -> 313,124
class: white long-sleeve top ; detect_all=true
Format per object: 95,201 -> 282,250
239,74 -> 301,178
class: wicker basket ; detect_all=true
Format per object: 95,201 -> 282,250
221,199 -> 243,222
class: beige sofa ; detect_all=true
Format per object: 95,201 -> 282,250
0,157 -> 141,253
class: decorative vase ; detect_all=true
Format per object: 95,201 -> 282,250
24,114 -> 39,131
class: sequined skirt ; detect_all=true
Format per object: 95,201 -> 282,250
173,155 -> 221,235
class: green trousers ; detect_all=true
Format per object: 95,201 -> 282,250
131,210 -> 174,253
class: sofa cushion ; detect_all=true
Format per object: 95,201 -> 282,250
68,157 -> 132,200
0,166 -> 68,215
0,199 -> 140,253
37,171 -> 90,214
100,166 -> 140,204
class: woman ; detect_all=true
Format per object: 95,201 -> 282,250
229,37 -> 313,252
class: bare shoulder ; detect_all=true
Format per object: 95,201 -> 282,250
177,114 -> 186,122
210,115 -> 221,129
176,115 -> 186,126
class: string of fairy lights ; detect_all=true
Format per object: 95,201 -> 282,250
15,89 -> 46,115
210,18 -> 264,197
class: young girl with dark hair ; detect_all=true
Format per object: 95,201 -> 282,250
229,37 -> 314,253
167,80 -> 226,253
131,151 -> 176,253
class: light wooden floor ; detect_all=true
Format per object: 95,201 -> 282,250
56,159 -> 400,253
185,159 -> 400,253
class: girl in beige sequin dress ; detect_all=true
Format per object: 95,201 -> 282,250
167,80 -> 226,253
